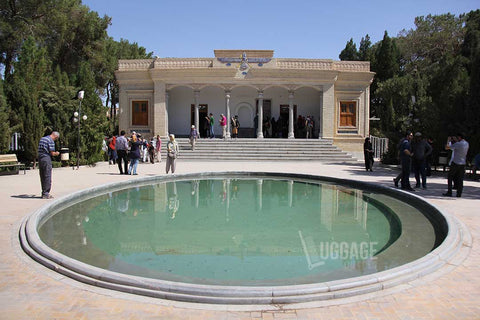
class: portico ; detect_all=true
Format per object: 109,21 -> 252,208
115,49 -> 374,155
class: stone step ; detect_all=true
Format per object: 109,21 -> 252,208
163,138 -> 355,161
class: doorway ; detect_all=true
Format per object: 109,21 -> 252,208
279,105 -> 297,138
256,99 -> 272,120
191,104 -> 208,137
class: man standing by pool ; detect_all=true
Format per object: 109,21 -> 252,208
443,133 -> 469,197
115,130 -> 129,175
38,131 -> 60,199
399,131 -> 415,191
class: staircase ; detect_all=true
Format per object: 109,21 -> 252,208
174,138 -> 356,162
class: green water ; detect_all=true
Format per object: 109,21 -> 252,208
38,178 -> 412,286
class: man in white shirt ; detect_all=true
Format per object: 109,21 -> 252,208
443,133 -> 469,197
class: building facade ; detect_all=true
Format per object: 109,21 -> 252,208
115,49 -> 374,155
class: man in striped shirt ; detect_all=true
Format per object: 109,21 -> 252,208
38,131 -> 60,199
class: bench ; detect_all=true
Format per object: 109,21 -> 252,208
0,154 -> 26,175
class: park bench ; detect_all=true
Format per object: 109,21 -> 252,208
0,154 -> 26,175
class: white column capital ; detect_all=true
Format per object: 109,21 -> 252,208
258,91 -> 264,99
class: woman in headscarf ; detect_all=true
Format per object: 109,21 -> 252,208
166,134 -> 179,174
155,135 -> 162,162
364,137 -> 374,172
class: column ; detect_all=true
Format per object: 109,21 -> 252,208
194,90 -> 200,137
165,90 -> 169,136
288,91 -> 295,139
257,91 -> 264,138
225,90 -> 231,139
321,83 -> 335,139
225,178 -> 231,222
364,86 -> 370,137
288,180 -> 294,207
153,81 -> 167,137
118,86 -> 128,133
256,179 -> 263,211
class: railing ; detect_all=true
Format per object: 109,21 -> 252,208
369,135 -> 389,159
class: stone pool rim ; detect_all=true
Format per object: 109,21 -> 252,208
19,172 -> 464,305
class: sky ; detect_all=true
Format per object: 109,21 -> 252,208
82,0 -> 479,60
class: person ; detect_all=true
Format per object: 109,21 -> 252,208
140,136 -> 149,163
189,125 -> 199,150
399,132 -> 415,191
206,113 -> 214,138
219,113 -> 227,139
115,130 -> 129,175
231,115 -> 240,139
411,132 -> 432,189
128,134 -> 141,175
306,116 -> 314,139
148,138 -> 156,164
108,135 -> 117,165
166,134 -> 179,174
363,137 -> 374,172
393,137 -> 403,187
426,137 -> 434,176
155,135 -> 162,162
102,137 -> 108,161
443,133 -> 469,197
271,117 -> 277,138
263,116 -> 270,138
38,131 -> 60,199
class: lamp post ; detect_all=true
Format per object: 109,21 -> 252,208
73,90 -> 86,169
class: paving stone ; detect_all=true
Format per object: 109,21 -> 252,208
1,161 -> 479,319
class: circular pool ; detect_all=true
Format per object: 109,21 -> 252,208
20,172 -> 461,305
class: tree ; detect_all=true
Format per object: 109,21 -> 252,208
0,79 -> 10,152
462,10 -> 480,154
374,31 -> 400,81
359,34 -> 373,61
339,38 -> 358,61
0,0 -> 57,78
5,37 -> 48,163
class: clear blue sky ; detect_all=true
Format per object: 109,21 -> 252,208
82,0 -> 479,60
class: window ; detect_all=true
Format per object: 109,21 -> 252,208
339,101 -> 356,127
132,101 -> 148,126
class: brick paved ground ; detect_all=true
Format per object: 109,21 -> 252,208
1,160 -> 479,319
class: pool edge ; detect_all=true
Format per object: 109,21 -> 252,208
19,171 -> 469,306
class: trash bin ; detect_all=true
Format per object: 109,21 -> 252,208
438,151 -> 448,165
60,148 -> 69,161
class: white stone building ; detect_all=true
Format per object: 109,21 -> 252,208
115,49 -> 374,155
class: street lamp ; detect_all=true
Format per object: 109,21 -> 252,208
73,90 -> 86,169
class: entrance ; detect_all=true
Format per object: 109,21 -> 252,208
279,105 -> 297,138
256,99 -> 272,120
191,104 -> 208,137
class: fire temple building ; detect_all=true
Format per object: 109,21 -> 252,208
115,49 -> 374,156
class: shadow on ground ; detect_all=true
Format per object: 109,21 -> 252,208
11,194 -> 42,199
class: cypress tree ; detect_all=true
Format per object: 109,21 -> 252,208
339,38 -> 359,61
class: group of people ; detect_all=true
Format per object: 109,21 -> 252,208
105,133 -> 161,166
112,131 -> 164,175
114,131 -> 179,175
36,127 -> 474,200
202,113 -> 240,139
391,131 -> 470,198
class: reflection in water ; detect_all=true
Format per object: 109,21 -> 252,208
38,178 -> 420,286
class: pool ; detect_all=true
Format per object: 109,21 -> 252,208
20,172 -> 461,305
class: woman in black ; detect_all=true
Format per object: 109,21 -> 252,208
364,137 -> 374,171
